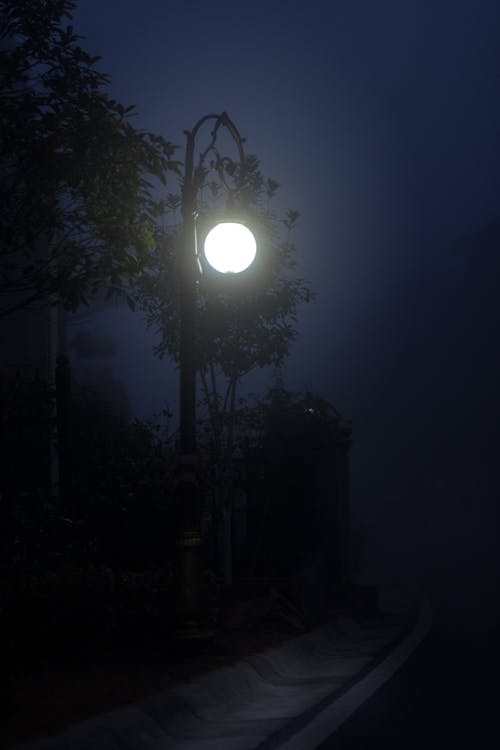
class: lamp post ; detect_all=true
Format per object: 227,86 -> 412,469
176,112 -> 256,639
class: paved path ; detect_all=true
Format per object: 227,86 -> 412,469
14,604 -> 426,750
266,600 -> 431,749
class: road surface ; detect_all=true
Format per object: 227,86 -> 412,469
315,584 -> 499,749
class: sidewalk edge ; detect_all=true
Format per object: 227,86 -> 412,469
257,598 -> 433,750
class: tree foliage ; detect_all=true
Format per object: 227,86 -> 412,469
243,385 -> 351,576
134,142 -> 312,585
0,0 -> 180,318
0,370 -> 178,574
136,151 -> 312,457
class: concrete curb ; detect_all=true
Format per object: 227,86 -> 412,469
260,598 -> 433,749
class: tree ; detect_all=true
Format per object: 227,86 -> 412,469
0,370 -> 178,574
136,146 -> 312,582
243,385 -> 352,584
0,0 -> 179,318
139,153 -> 311,431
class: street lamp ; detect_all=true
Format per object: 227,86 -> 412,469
176,112 -> 257,640
203,222 -> 257,274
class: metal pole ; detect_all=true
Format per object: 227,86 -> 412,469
175,112 -> 247,640
175,128 -> 204,640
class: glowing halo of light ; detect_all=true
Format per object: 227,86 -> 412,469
203,222 -> 257,274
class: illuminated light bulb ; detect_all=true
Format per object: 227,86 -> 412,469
203,222 -> 257,274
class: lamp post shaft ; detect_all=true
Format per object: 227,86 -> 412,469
175,112 -> 247,639
175,128 -> 204,639
179,211 -> 197,455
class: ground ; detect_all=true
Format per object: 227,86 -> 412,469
3,600 -> 302,748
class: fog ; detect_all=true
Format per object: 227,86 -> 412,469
70,0 -> 500,613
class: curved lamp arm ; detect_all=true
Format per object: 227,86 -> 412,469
181,111 -> 246,222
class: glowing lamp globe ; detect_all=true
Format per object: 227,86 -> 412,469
203,222 -> 257,274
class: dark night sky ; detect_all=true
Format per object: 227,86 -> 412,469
70,1 -> 500,598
